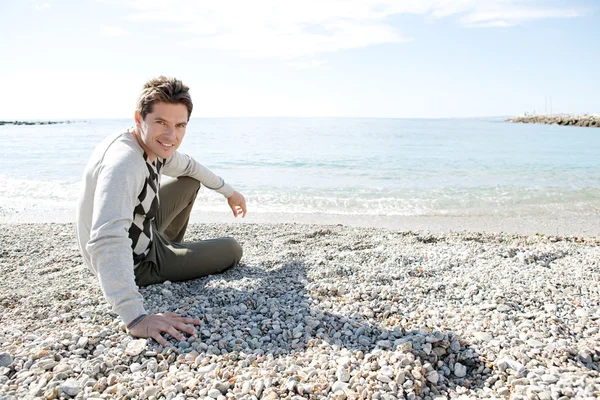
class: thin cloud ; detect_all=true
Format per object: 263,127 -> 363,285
33,2 -> 51,11
289,59 -> 332,70
124,0 -> 410,59
460,4 -> 580,27
102,25 -> 129,37
120,0 -> 584,59
467,20 -> 513,28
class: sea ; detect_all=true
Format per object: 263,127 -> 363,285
1,117 -> 599,226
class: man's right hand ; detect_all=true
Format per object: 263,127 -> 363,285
128,312 -> 201,346
227,190 -> 247,218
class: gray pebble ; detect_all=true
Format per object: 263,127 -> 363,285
59,380 -> 80,397
454,363 -> 467,378
0,353 -> 12,368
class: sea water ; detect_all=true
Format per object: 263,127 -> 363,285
1,117 -> 599,222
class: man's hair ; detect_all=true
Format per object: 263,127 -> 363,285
137,76 -> 193,120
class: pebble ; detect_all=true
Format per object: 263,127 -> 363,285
427,370 -> 440,384
125,339 -> 147,356
76,336 -> 88,348
337,367 -> 351,382
58,380 -> 80,397
2,223 -> 600,400
144,386 -> 160,397
214,382 -> 228,394
0,353 -> 13,368
454,363 -> 467,378
541,374 -> 559,383
473,332 -> 493,342
130,363 -> 141,372
575,308 -> 588,318
332,381 -> 349,392
498,387 -> 510,396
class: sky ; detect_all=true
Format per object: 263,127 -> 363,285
0,0 -> 599,119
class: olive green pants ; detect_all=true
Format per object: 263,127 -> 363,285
134,177 -> 243,287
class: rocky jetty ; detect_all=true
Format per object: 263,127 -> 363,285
0,121 -> 77,126
507,114 -> 600,128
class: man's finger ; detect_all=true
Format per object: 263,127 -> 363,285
177,317 -> 202,325
171,317 -> 199,332
174,322 -> 198,336
151,331 -> 169,347
163,312 -> 181,318
165,326 -> 186,342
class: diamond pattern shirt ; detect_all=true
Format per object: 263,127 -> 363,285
129,154 -> 162,264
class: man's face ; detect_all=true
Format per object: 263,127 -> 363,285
134,102 -> 189,161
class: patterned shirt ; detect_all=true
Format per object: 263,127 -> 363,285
129,154 -> 162,264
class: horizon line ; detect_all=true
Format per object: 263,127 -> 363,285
1,115 -> 518,121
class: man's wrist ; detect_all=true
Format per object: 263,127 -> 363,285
127,313 -> 149,330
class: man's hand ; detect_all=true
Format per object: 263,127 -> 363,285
227,191 -> 247,218
129,313 -> 201,346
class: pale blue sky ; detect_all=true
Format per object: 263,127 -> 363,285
1,0 -> 598,119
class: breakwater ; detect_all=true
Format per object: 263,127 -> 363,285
507,114 -> 599,128
0,120 -> 78,126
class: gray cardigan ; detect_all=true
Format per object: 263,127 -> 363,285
76,130 -> 234,324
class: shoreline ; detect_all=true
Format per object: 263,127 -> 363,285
2,207 -> 599,237
191,211 -> 600,237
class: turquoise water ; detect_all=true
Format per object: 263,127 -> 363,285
1,117 -> 599,219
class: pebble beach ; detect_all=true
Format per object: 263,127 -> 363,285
1,222 -> 599,400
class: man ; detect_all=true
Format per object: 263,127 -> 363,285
76,76 -> 247,345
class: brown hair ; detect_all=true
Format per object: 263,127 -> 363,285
136,76 -> 193,120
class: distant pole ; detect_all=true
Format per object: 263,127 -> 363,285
545,94 -> 547,114
550,96 -> 553,115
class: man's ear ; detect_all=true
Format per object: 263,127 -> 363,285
134,111 -> 142,128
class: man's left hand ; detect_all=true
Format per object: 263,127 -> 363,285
227,191 -> 247,218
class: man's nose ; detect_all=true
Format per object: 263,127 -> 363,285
165,126 -> 176,138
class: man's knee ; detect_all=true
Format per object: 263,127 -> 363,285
178,176 -> 201,192
226,237 -> 243,264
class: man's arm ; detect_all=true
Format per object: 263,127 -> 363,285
162,151 -> 235,197
86,159 -> 146,325
87,154 -> 203,343
163,151 -> 247,217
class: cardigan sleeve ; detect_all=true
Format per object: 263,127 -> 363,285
162,151 -> 235,198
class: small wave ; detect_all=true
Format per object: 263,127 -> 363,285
2,176 -> 599,220
0,175 -> 81,202
193,186 -> 600,217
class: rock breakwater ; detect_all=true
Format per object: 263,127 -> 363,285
507,114 -> 599,128
0,121 -> 78,126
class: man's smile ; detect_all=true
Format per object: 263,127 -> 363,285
157,140 -> 174,148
